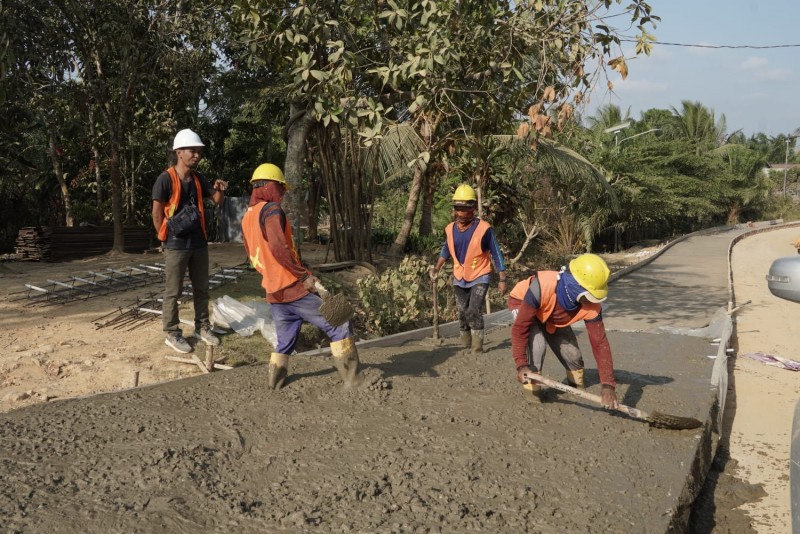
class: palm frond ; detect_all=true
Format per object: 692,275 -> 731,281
335,123 -> 426,186
493,134 -> 619,211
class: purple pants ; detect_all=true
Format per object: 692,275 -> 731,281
270,293 -> 352,354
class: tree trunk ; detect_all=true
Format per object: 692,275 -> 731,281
419,170 -> 433,236
284,105 -> 316,246
727,203 -> 741,225
306,169 -> 322,242
389,165 -> 425,256
417,113 -> 441,236
109,141 -> 125,252
45,127 -> 74,227
88,107 -> 103,208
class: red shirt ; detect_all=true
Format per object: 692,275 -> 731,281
510,278 -> 616,387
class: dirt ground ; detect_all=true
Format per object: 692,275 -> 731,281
725,227 -> 800,533
0,242 -> 259,406
0,233 -> 795,532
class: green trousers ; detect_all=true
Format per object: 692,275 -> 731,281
162,246 -> 210,332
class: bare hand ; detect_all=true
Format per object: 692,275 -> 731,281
516,366 -> 533,384
600,384 -> 618,409
303,275 -> 319,292
428,266 -> 438,280
213,179 -> 228,192
498,280 -> 507,295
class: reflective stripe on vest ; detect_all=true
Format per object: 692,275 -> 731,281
530,271 -> 601,334
241,201 -> 300,294
157,166 -> 207,241
445,219 -> 492,282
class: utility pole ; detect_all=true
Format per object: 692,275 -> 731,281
785,138 -> 791,198
784,135 -> 798,198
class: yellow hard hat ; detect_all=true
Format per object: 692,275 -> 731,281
569,253 -> 611,302
452,184 -> 477,205
251,163 -> 289,189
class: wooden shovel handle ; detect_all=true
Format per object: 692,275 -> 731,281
523,372 -> 648,421
431,277 -> 439,338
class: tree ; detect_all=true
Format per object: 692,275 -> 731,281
670,100 -> 725,156
229,0 -> 659,259
711,144 -> 771,223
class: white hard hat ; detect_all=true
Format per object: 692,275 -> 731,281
172,129 -> 205,150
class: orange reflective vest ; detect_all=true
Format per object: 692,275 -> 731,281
241,201 -> 301,294
514,272 -> 601,334
157,166 -> 207,241
445,219 -> 492,282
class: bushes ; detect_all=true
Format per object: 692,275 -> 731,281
357,256 -> 436,336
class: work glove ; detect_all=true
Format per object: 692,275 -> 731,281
428,266 -> 438,280
600,384 -> 618,409
516,366 -> 533,384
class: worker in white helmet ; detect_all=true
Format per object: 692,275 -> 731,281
151,128 -> 228,354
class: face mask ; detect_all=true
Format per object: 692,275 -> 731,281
453,206 -> 475,224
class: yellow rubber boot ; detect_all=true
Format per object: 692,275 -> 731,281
330,337 -> 360,387
268,352 -> 289,390
459,330 -> 471,348
566,369 -> 585,389
523,382 -> 542,403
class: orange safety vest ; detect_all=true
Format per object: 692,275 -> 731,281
445,219 -> 492,282
157,166 -> 207,241
241,201 -> 301,294
513,272 -> 602,334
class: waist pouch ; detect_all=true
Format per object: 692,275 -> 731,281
167,203 -> 201,236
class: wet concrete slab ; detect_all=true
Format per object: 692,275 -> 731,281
0,223 -> 774,532
0,328 -> 714,533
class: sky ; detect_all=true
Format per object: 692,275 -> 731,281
585,0 -> 800,138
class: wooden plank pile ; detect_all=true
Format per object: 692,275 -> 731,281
14,226 -> 154,262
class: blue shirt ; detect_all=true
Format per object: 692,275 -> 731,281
439,218 -> 505,288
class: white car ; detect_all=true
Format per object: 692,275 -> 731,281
766,255 -> 800,302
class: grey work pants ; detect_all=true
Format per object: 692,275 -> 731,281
162,247 -> 210,332
526,319 -> 584,373
454,283 -> 488,332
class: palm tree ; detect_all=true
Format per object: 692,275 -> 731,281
586,103 -> 631,132
670,101 -> 725,156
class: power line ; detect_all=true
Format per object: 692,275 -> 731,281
621,39 -> 800,50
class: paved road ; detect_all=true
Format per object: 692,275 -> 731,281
604,228 -> 742,332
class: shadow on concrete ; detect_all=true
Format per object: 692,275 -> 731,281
369,346 -> 463,379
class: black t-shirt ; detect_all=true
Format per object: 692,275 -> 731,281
152,170 -> 216,250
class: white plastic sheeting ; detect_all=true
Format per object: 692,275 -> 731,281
211,295 -> 277,347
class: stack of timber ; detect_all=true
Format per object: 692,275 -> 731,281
15,226 -> 154,262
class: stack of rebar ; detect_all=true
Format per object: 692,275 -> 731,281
9,264 -> 167,306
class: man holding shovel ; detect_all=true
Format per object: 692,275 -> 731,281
507,253 -> 618,408
429,184 -> 507,354
241,163 -> 360,389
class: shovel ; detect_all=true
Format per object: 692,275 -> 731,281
523,371 -> 702,430
314,281 -> 354,327
431,276 -> 440,340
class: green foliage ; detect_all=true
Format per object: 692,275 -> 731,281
406,233 -> 441,256
356,256 -> 432,336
